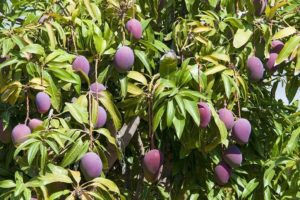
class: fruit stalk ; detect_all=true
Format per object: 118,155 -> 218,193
94,57 -> 99,102
148,74 -> 159,149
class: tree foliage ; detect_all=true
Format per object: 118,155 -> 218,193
0,0 -> 299,199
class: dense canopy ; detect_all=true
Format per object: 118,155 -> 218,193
0,0 -> 299,199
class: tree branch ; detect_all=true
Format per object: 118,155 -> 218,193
106,116 -> 141,170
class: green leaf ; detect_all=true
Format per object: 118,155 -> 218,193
91,97 -> 99,126
276,35 -> 300,65
224,17 -> 244,29
83,0 -> 96,19
49,190 -> 71,200
48,66 -> 81,84
94,128 -> 117,148
120,75 -> 128,97
205,65 -> 227,76
45,50 -> 65,64
60,139 -> 86,167
134,50 -> 151,74
183,99 -> 200,125
222,73 -> 231,98
273,27 -> 297,40
0,57 -> 18,70
241,178 -> 259,198
65,103 -> 88,124
233,28 -> 253,48
153,103 -> 166,131
127,71 -> 147,85
92,178 -> 120,194
127,83 -> 143,95
93,35 -> 107,55
210,103 -> 228,145
40,144 -> 48,173
166,100 -> 175,127
99,91 -> 122,129
174,95 -> 186,117
51,21 -> 67,47
45,22 -> 57,49
38,173 -> 73,185
27,142 -> 40,165
159,51 -> 178,78
173,114 -> 185,139
21,44 -> 45,55
285,127 -> 300,154
295,47 -> 300,76
90,3 -> 102,24
0,180 -> 16,188
44,72 -> 61,111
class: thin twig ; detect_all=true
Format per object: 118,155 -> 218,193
88,92 -> 94,150
24,87 -> 30,124
41,65 -> 44,87
121,14 -> 126,45
133,131 -> 145,200
95,57 -> 99,102
232,65 -> 241,118
148,74 -> 159,149
197,59 -> 202,94
71,29 -> 78,54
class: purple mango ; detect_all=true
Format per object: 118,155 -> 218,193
247,56 -> 264,81
90,82 -> 106,98
271,40 -> 284,54
218,108 -> 235,130
28,119 -> 43,131
80,152 -> 103,180
126,19 -> 143,40
232,118 -> 252,144
222,145 -> 243,168
35,92 -> 51,114
143,149 -> 164,183
94,106 -> 107,128
114,46 -> 134,72
266,53 -> 278,72
12,124 -> 31,145
72,55 -> 90,75
214,161 -> 232,186
198,102 -> 211,128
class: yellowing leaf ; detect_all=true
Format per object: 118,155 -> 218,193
233,29 -> 253,48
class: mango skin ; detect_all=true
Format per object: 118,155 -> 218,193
271,40 -> 284,54
222,145 -> 243,168
266,53 -> 278,72
28,118 -> 43,131
126,19 -> 143,40
143,149 -> 164,183
90,82 -> 106,98
114,46 -> 135,72
80,152 -> 103,180
247,56 -> 264,82
35,92 -> 51,114
94,106 -> 107,128
12,124 -> 31,145
232,118 -> 252,144
218,108 -> 235,130
72,55 -> 90,75
198,102 -> 211,128
214,161 -> 232,186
